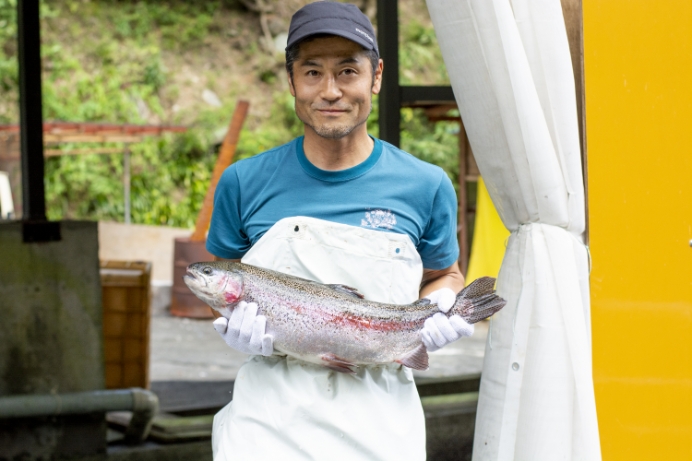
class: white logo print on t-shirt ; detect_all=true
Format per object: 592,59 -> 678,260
361,210 -> 397,230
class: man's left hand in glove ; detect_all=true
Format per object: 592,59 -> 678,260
419,287 -> 474,352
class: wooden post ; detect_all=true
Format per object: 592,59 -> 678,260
123,145 -> 131,224
190,100 -> 250,242
560,0 -> 588,245
457,121 -> 469,276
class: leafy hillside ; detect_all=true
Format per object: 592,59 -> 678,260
0,0 -> 460,227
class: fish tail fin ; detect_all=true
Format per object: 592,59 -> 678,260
450,277 -> 506,324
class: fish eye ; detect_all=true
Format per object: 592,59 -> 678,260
202,267 -> 213,275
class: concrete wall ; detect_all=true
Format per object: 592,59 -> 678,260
97,222 -> 191,283
98,222 -> 192,314
0,221 -> 106,458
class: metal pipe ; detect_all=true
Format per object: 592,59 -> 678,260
123,146 -> 131,224
0,388 -> 158,444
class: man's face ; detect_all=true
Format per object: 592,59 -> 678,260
289,36 -> 383,140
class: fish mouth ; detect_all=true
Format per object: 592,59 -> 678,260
183,268 -> 206,287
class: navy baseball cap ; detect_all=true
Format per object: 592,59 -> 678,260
286,2 -> 379,56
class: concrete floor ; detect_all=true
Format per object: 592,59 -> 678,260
150,310 -> 489,382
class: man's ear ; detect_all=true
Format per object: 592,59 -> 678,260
372,59 -> 384,95
288,72 -> 296,97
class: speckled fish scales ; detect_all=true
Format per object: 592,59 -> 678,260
183,261 -> 506,373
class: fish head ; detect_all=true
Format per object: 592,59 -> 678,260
183,262 -> 244,311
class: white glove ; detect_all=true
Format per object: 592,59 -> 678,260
420,288 -> 474,352
213,301 -> 274,356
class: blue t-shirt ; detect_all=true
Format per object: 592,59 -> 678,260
206,136 -> 459,270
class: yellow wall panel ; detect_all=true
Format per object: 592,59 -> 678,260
466,178 -> 510,284
584,1 -> 692,460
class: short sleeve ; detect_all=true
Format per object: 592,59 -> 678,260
417,172 -> 460,270
206,166 -> 251,259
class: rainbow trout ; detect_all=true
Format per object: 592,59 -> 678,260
184,261 -> 506,373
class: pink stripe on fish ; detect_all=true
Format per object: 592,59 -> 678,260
330,311 -> 418,332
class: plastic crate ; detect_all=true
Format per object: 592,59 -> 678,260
100,260 -> 152,389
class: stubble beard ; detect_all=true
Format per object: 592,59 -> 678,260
297,100 -> 372,140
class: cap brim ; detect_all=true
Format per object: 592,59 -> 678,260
286,28 -> 378,55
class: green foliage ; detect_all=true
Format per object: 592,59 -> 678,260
90,0 -> 218,49
399,18 -> 449,85
143,60 -> 167,91
0,0 -> 16,42
45,130 -> 217,227
236,92 -> 302,161
0,0 -> 17,115
400,108 -> 459,191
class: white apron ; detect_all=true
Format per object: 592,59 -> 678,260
212,216 -> 427,460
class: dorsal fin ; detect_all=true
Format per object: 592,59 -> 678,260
326,284 -> 365,299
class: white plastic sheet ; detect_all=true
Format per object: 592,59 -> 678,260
426,0 -> 601,459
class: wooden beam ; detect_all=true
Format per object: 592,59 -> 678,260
457,121 -> 469,276
560,0 -> 587,244
427,116 -> 461,123
44,148 -> 125,157
190,101 -> 250,242
400,86 -> 456,107
44,135 -> 144,143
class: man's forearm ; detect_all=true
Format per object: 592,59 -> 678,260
419,263 -> 465,298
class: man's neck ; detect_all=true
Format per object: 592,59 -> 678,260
302,125 -> 374,171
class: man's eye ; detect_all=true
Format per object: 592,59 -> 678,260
307,70 -> 319,77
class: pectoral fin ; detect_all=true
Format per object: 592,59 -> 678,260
395,343 -> 429,371
321,353 -> 358,374
326,284 -> 365,299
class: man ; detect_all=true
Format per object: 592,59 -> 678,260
206,2 -> 474,459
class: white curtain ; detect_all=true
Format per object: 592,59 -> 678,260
426,0 -> 601,459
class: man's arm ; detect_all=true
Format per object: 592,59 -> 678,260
420,262 -> 465,299
419,262 -> 474,352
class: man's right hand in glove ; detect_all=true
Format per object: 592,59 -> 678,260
213,301 -> 274,356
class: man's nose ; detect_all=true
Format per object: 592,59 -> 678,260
320,75 -> 342,101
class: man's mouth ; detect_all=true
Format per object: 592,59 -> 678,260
316,107 -> 349,115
